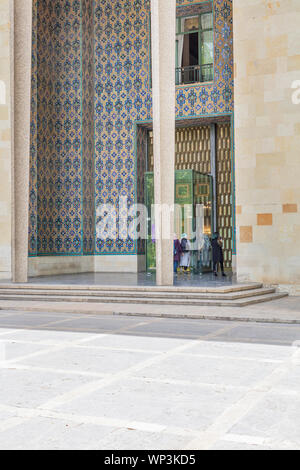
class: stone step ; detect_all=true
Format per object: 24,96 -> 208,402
0,287 -> 276,300
0,282 -> 263,294
0,291 -> 288,307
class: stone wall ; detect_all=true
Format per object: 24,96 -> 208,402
0,0 -> 11,278
234,0 -> 300,293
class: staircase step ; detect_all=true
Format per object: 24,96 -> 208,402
0,282 -> 263,294
0,287 -> 276,301
0,291 -> 288,307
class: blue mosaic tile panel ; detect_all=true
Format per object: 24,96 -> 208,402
94,0 -> 151,255
82,0 -> 95,255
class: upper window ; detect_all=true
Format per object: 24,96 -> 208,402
176,10 -> 213,85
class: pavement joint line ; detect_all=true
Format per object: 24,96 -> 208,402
0,415 -> 31,433
223,433 -> 300,450
39,326 -> 209,339
1,363 -> 111,379
0,329 -> 19,337
267,388 -> 300,398
25,318 -> 92,329
0,330 -> 112,367
213,336 -> 300,346
1,337 -> 162,355
184,343 -> 300,450
130,376 -> 249,393
38,326 -> 115,334
197,323 -> 238,341
107,318 -> 164,335
109,323 -> 237,342
0,403 -> 199,439
3,336 -> 285,363
173,352 -> 284,365
0,361 -> 251,392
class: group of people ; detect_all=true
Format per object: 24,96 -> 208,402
173,232 -> 226,277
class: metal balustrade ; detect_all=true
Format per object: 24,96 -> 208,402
175,64 -> 213,85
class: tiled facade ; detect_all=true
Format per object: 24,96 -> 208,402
28,0 -> 234,258
1,0 -> 299,292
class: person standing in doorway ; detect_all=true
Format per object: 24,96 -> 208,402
174,234 -> 182,274
211,232 -> 226,277
180,233 -> 191,272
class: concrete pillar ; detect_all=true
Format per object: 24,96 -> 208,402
11,0 -> 32,282
151,0 -> 176,286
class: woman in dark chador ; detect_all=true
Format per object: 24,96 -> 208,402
173,234 -> 182,274
211,232 -> 226,277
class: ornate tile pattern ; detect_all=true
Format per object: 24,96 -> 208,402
82,0 -> 95,255
29,0 -> 38,255
94,0 -> 151,255
29,0 -> 234,257
32,0 -> 83,256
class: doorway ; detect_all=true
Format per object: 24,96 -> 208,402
145,122 -> 233,273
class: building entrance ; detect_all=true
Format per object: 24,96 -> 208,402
146,122 -> 233,273
145,170 -> 213,273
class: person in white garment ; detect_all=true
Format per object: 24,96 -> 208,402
180,233 -> 191,272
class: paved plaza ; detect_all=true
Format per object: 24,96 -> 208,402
0,310 -> 300,450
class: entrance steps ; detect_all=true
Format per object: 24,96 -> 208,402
0,282 -> 288,308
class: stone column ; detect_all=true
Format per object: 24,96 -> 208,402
11,0 -> 32,282
151,0 -> 176,286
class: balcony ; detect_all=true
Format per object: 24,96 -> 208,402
175,64 -> 213,86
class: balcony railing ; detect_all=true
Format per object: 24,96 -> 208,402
175,64 -> 213,85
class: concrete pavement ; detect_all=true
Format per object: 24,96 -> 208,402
0,311 -> 300,449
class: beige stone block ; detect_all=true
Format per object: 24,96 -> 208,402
253,226 -> 279,249
254,165 -> 281,190
239,226 -> 253,243
294,123 -> 300,135
287,55 -> 300,71
256,116 -> 271,127
282,204 -> 298,213
0,105 -> 8,120
266,34 -> 288,58
255,137 -> 276,154
280,189 -> 297,203
0,127 -> 10,140
257,214 -> 273,226
241,204 -> 281,216
247,58 -> 277,76
236,213 -> 257,228
237,188 -> 282,206
0,201 -> 9,216
256,152 -> 285,167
